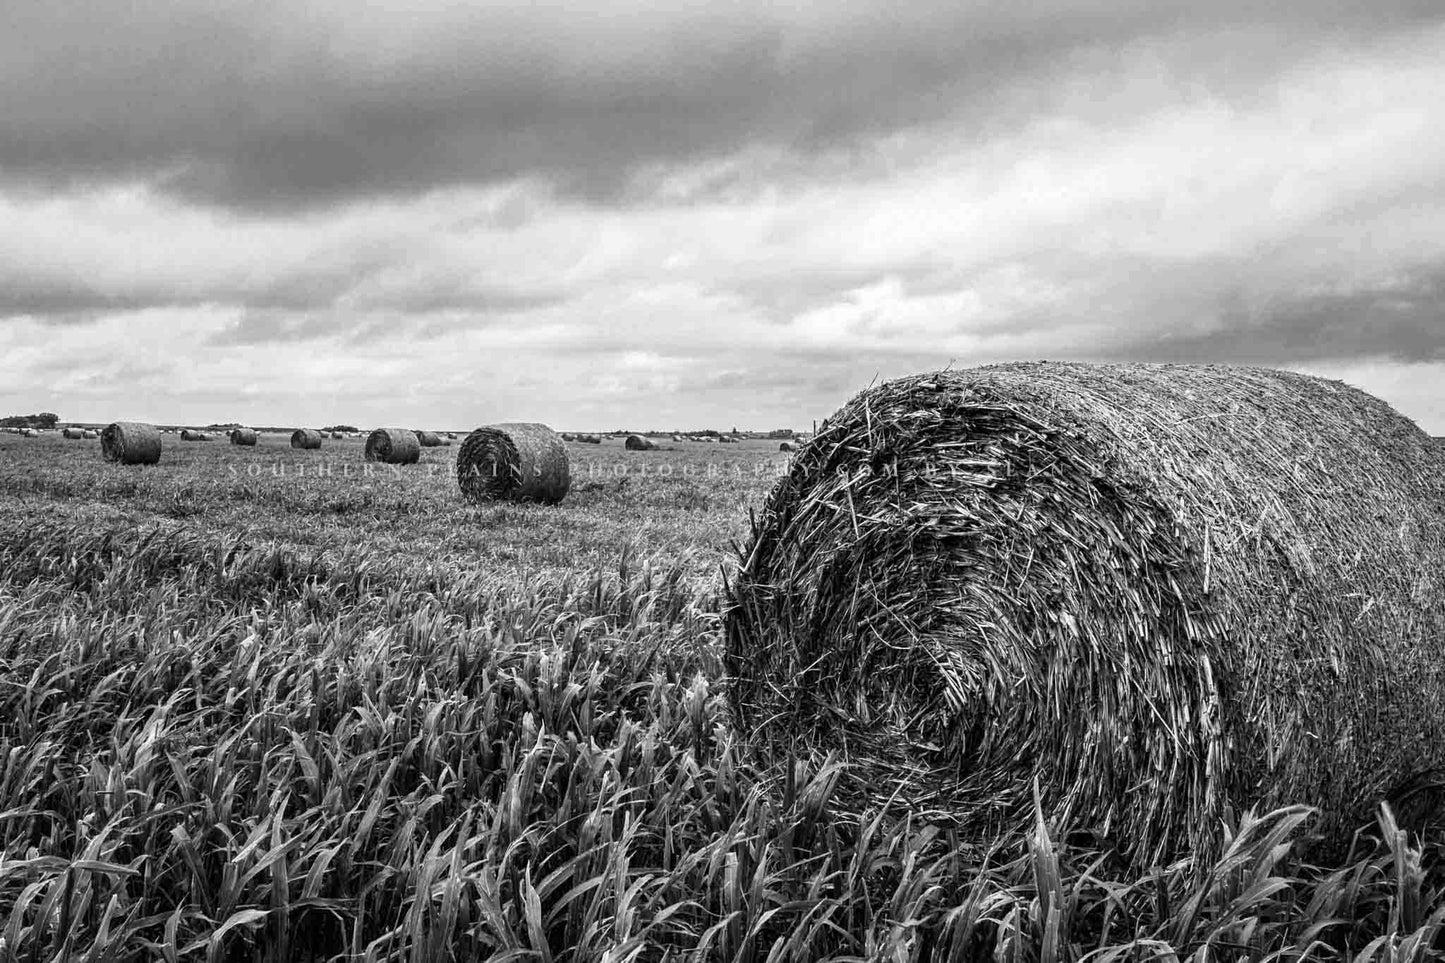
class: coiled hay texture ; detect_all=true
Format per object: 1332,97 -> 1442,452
725,362 -> 1445,862
458,423 -> 570,504
624,434 -> 656,451
416,430 -> 444,447
291,429 -> 323,450
365,428 -> 421,465
62,427 -> 84,439
101,422 -> 162,465
229,428 -> 258,446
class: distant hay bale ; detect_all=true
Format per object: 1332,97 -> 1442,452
778,440 -> 797,452
180,429 -> 210,442
62,427 -> 84,439
416,430 -> 444,447
726,362 -> 1445,862
82,430 -> 97,440
291,429 -> 323,450
365,428 -> 421,465
624,434 -> 656,451
100,421 -> 162,465
229,428 -> 258,446
561,432 -> 576,442
457,423 -> 570,504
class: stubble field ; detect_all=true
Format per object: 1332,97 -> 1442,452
0,431 -> 1441,961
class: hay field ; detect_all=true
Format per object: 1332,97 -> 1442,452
0,428 -> 1441,961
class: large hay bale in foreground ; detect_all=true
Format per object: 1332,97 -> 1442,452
726,363 -> 1445,862
101,422 -> 162,465
457,423 -> 570,504
365,428 -> 421,465
416,430 -> 444,447
229,428 -> 258,446
291,429 -> 323,450
624,434 -> 655,451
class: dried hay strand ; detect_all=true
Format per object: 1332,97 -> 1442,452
416,430 -> 444,447
365,427 -> 421,465
100,421 -> 162,465
229,427 -> 258,446
457,422 -> 570,504
725,362 -> 1445,862
291,429 -> 323,450
62,427 -> 84,439
624,434 -> 656,451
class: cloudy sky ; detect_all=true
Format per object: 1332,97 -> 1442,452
2,1 -> 1442,432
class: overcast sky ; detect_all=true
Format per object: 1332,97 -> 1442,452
2,1 -> 1442,432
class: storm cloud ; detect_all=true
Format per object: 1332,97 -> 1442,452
1,1 -> 1443,432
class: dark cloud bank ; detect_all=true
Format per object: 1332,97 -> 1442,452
2,1 -> 1440,211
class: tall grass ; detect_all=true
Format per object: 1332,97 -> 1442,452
0,522 -> 1440,961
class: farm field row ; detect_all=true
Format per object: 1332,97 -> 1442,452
0,429 -> 1441,960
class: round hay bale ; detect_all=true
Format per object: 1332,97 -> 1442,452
416,430 -> 444,447
62,427 -> 84,439
725,362 -> 1445,861
624,434 -> 655,451
778,440 -> 797,452
82,429 -> 97,440
180,429 -> 210,442
580,433 -> 601,444
365,428 -> 421,465
457,423 -> 570,504
229,427 -> 259,446
291,429 -> 323,450
100,421 -> 162,465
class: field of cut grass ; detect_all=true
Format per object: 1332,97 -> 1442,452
0,431 -> 1441,961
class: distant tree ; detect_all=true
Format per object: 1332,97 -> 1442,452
323,425 -> 359,433
1,412 -> 58,428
